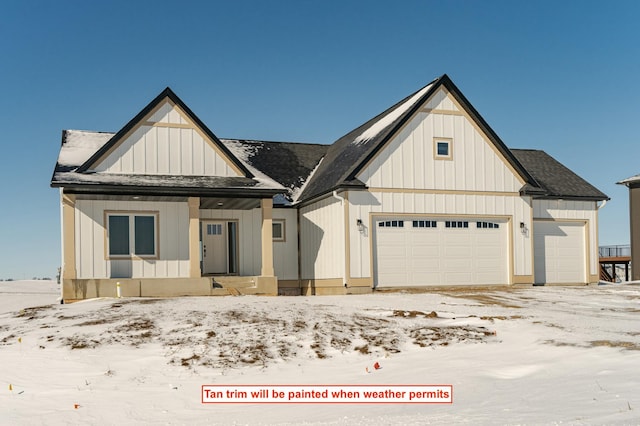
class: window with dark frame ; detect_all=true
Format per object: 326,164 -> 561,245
108,213 -> 157,257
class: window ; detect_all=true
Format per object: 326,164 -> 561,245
445,221 -> 468,229
207,223 -> 222,235
477,221 -> 500,229
434,137 -> 453,160
412,220 -> 437,228
378,220 -> 404,228
107,212 -> 158,257
272,220 -> 285,242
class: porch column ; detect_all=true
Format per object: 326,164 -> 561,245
188,197 -> 201,278
261,197 -> 275,276
61,192 -> 77,279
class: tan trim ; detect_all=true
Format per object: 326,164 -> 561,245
272,219 -> 286,242
508,217 -> 514,284
433,137 -> 453,161
300,278 -> 343,287
593,201 -> 600,281
347,277 -> 373,287
512,275 -> 534,284
367,187 -> 521,197
344,191 -> 351,281
188,197 -> 200,278
62,193 -> 77,280
103,210 -> 160,260
371,212 -> 512,220
443,87 -> 526,186
260,198 -> 275,277
528,197 -> 535,278
90,98 -> 244,177
141,121 -> 193,129
277,279 -> 300,288
589,274 -> 599,283
421,108 -> 464,116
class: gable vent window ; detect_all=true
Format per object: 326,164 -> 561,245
412,220 -> 437,228
477,221 -> 500,229
378,220 -> 404,228
445,221 -> 468,229
434,137 -> 453,160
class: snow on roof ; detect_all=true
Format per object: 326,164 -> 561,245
353,82 -> 434,145
57,130 -> 114,168
617,174 -> 640,186
291,156 -> 323,204
221,139 -> 285,190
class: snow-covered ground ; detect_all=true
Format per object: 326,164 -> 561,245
1,280 -> 639,425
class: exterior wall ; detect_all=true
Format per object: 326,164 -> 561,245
357,88 -> 524,193
533,199 -> 599,280
630,187 -> 640,280
348,190 -> 533,282
272,208 -> 299,280
94,101 -> 240,177
299,196 -> 345,281
200,207 -> 262,276
75,199 -> 190,279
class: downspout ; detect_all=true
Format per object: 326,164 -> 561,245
597,199 -> 607,210
332,191 -> 348,288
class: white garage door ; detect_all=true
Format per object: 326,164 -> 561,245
374,217 -> 509,287
534,221 -> 586,284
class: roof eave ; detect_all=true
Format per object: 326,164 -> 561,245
52,182 -> 282,198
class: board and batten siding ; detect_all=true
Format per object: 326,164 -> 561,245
273,208 -> 299,280
300,196 -> 345,280
94,101 -> 239,177
533,199 -> 599,278
347,191 -> 533,281
75,199 -> 190,279
199,207 -> 299,280
357,88 -> 523,193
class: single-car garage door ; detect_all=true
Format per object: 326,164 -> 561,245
534,221 -> 586,284
374,217 -> 509,287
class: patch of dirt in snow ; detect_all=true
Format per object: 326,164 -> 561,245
1,298 -> 498,370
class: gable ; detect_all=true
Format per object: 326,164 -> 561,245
90,99 -> 243,177
356,87 -> 525,193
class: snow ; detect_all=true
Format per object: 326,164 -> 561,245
57,130 -> 114,167
222,139 -> 286,190
291,157 -> 323,204
354,83 -> 434,145
1,280 -> 640,425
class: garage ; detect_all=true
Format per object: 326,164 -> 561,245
373,217 -> 509,287
534,221 -> 586,284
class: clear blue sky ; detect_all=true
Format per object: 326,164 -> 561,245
1,0 -> 639,279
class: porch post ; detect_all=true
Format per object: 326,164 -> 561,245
261,197 -> 275,277
188,197 -> 201,278
61,192 -> 77,279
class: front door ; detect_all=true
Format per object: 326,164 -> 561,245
202,221 -> 227,274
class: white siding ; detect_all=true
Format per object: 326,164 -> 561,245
273,208 -> 299,280
300,197 -> 344,280
533,199 -> 599,277
423,88 -> 459,111
94,102 -> 239,177
199,208 -> 262,276
75,199 -> 190,279
348,190 -> 533,279
357,95 -> 522,193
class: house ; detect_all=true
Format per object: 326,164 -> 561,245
617,174 -> 640,280
51,75 -> 608,301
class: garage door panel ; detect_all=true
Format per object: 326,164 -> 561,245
375,217 -> 508,287
534,221 -> 585,284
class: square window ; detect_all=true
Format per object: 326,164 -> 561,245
273,220 -> 285,242
107,212 -> 157,258
437,142 -> 449,156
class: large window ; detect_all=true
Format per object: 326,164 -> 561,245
107,212 -> 158,258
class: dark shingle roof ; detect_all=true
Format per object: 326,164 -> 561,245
511,149 -> 608,201
298,74 -> 541,202
220,139 -> 328,194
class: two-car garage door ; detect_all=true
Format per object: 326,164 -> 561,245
374,217 -> 509,287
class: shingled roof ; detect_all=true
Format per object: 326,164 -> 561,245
297,74 -> 542,202
511,149 -> 608,201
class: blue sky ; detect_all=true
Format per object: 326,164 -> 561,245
1,0 -> 639,279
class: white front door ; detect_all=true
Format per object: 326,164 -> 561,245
202,221 -> 227,274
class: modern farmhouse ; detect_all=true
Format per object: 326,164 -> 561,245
51,75 -> 608,301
